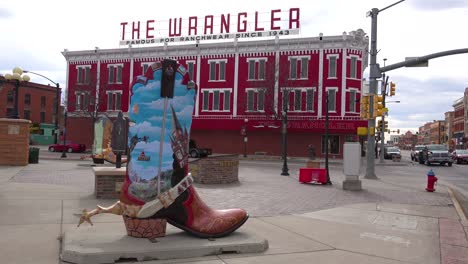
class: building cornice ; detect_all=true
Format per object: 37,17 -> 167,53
62,29 -> 369,66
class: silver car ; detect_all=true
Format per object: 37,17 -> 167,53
411,145 -> 425,162
419,144 -> 452,166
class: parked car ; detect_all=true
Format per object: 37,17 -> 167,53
384,147 -> 401,160
189,139 -> 212,158
451,149 -> 468,164
418,144 -> 452,166
411,145 -> 425,162
48,142 -> 86,153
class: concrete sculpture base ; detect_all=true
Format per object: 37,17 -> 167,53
61,223 -> 268,264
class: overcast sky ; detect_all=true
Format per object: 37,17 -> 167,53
1,0 -> 467,134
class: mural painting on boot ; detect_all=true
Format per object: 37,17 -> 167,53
78,59 -> 248,239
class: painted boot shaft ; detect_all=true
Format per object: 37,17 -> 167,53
120,59 -> 248,238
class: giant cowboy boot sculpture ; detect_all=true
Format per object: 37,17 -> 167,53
79,59 -> 248,239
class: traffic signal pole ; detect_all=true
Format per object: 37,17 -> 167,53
365,7 -> 380,179
365,0 -> 467,179
379,75 -> 388,163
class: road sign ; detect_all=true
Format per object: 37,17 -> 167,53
405,57 -> 428,67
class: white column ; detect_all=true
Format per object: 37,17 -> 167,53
274,50 -> 279,115
318,49 -> 324,117
195,54 -> 201,117
233,44 -> 239,117
129,49 -> 134,113
96,55 -> 101,111
341,48 -> 347,117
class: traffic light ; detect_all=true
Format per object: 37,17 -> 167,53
360,95 -> 370,120
373,95 -> 384,118
389,82 -> 396,96
377,120 -> 388,132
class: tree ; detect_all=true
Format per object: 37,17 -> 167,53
243,56 -> 298,121
67,74 -> 117,147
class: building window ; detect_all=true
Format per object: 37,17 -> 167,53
248,60 -> 255,80
321,135 -> 340,154
7,90 -> 14,103
202,90 -> 209,110
247,90 -> 254,111
75,91 -> 89,111
290,58 -> 297,79
350,56 -> 357,79
259,60 -> 265,80
107,91 -> 122,110
327,89 -> 337,112
213,91 -> 220,110
349,90 -> 357,112
209,62 -> 216,80
300,57 -> 309,79
246,88 -> 265,112
282,89 -> 290,112
224,90 -> 231,111
202,89 -> 232,111
187,61 -> 195,80
289,56 -> 310,80
208,59 -> 227,81
257,89 -> 265,111
6,108 -> 14,117
306,89 -> 314,111
327,55 -> 338,78
108,64 -> 123,84
24,94 -> 31,106
294,90 -> 301,111
142,62 -> 152,74
40,111 -> 45,123
24,109 -> 30,120
41,96 -> 46,111
247,58 -> 267,80
76,65 -> 91,84
219,61 -> 226,80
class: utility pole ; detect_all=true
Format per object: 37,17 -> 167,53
365,7 -> 379,179
365,0 -> 467,177
365,0 -> 405,179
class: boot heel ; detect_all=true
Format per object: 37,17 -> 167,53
123,215 -> 167,238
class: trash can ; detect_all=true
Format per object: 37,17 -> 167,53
29,147 -> 39,164
308,144 -> 316,160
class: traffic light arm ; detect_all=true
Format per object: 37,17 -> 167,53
379,48 -> 468,73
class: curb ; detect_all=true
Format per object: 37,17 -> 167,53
447,187 -> 468,223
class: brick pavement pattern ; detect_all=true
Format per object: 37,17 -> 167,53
10,159 -> 452,217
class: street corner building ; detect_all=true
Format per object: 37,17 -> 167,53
61,28 -> 369,159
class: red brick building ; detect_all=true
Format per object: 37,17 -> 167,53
453,97 -> 465,148
62,29 -> 369,157
0,76 -> 61,125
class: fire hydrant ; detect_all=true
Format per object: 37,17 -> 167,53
426,169 -> 438,192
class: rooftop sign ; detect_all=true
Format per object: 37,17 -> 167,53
119,8 -> 300,46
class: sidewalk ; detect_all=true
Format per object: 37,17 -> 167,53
0,157 -> 467,263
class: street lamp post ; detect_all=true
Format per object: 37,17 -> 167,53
23,70 -> 60,144
324,93 -> 332,184
61,111 -> 68,158
281,111 -> 289,176
4,67 -> 30,119
243,118 -> 248,157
